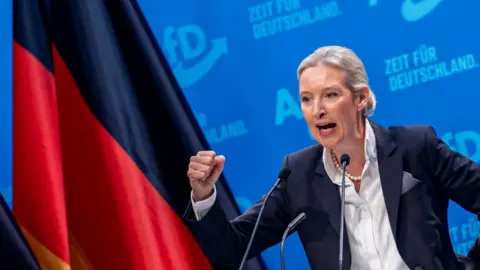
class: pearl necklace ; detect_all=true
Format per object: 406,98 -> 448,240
330,149 -> 362,181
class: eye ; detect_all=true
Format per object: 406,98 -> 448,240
301,96 -> 312,103
326,92 -> 338,98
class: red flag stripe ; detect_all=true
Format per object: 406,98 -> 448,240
52,45 -> 212,269
13,41 -> 70,265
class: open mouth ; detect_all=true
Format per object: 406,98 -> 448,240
315,123 -> 337,135
316,123 -> 337,130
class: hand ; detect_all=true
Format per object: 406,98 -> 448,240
187,150 -> 226,202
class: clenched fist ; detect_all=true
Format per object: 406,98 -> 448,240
187,150 -> 225,202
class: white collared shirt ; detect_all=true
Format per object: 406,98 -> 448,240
191,120 -> 410,270
322,120 -> 409,270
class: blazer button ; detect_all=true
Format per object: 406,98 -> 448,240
414,266 -> 423,270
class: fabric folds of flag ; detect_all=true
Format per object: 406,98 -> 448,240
13,0 -> 214,269
0,192 -> 40,269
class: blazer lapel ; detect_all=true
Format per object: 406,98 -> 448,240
313,146 -> 352,270
371,122 -> 403,239
313,147 -> 341,235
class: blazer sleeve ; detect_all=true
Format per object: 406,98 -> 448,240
183,155 -> 293,267
454,237 -> 480,270
467,238 -> 480,260
424,126 -> 480,218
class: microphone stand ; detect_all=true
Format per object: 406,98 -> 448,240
280,212 -> 306,270
238,168 -> 291,270
339,155 -> 349,270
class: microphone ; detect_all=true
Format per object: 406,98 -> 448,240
280,212 -> 306,270
238,168 -> 291,270
339,154 -> 350,270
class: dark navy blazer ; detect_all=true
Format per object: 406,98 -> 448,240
184,123 -> 480,270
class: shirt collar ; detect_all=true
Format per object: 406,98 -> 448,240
365,119 -> 377,162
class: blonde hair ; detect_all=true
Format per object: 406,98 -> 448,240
297,45 -> 376,117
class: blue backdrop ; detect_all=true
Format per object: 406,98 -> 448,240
1,1 -> 479,269
0,1 -> 12,207
137,0 -> 480,269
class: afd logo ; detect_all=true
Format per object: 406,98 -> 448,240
163,24 -> 228,89
369,0 -> 443,22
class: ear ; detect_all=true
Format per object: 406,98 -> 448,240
357,87 -> 370,113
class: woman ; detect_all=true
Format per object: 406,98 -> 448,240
185,45 -> 480,270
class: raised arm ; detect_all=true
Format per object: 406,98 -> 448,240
183,151 -> 293,267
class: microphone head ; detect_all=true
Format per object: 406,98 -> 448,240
287,212 -> 306,230
278,168 -> 291,181
340,154 -> 350,166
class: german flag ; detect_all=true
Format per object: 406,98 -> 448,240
13,0 -> 212,269
0,192 -> 39,269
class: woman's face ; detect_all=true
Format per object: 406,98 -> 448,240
299,64 -> 368,149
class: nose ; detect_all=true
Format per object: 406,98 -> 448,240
312,99 -> 326,119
